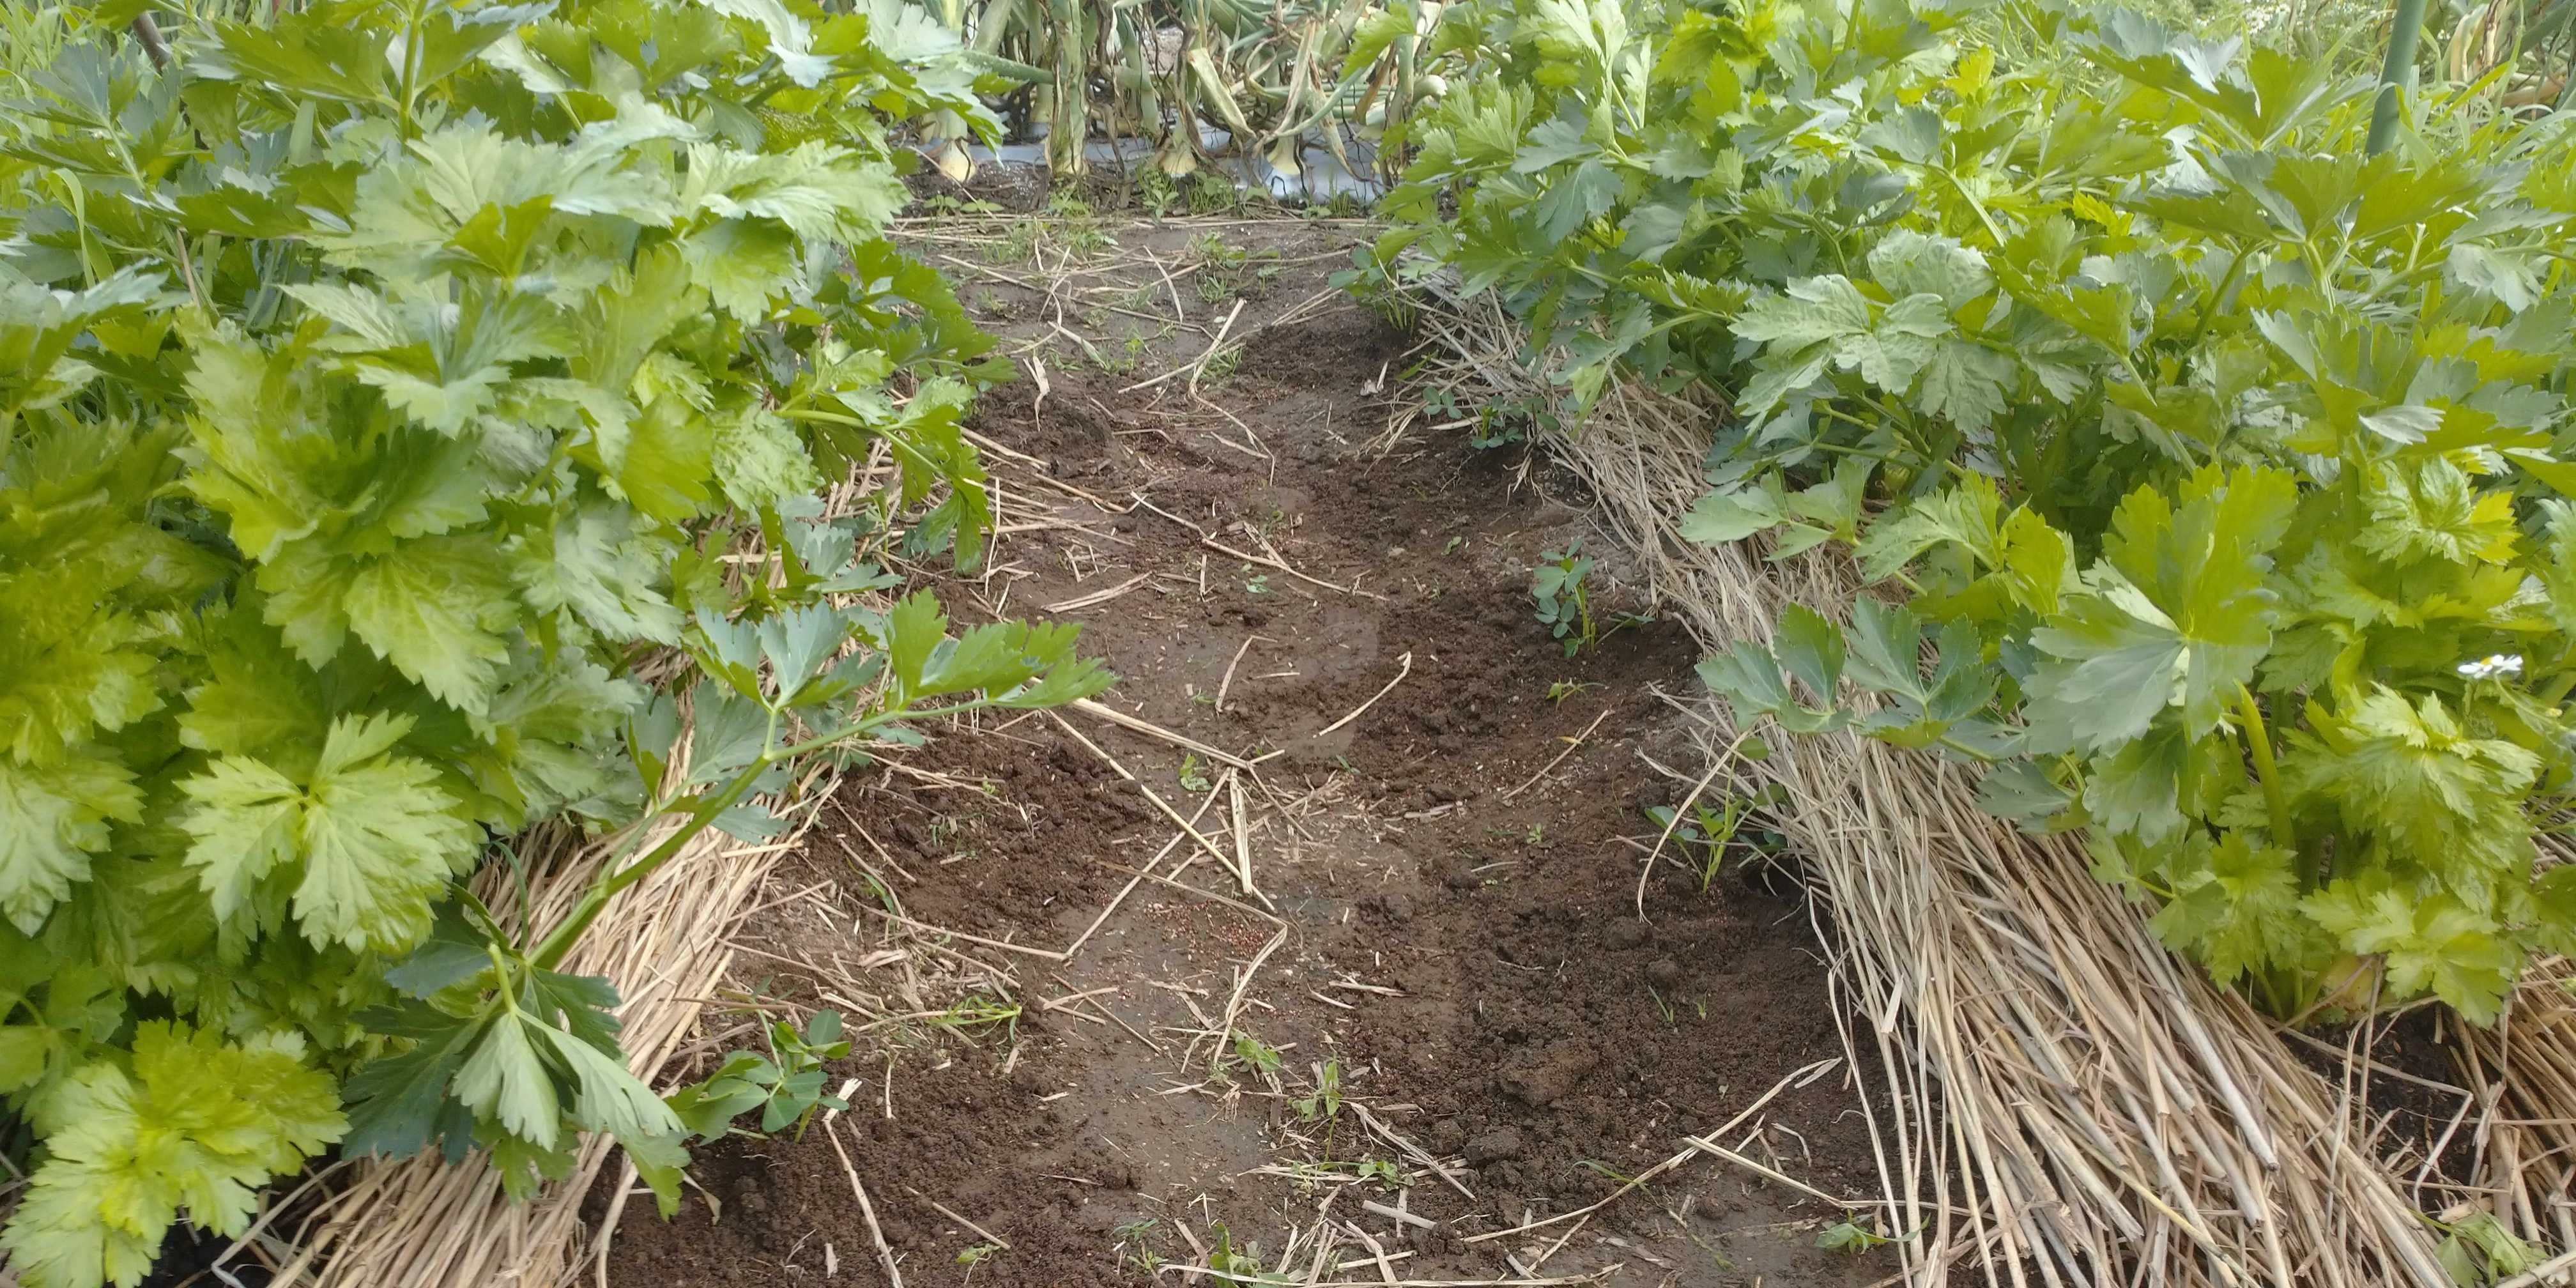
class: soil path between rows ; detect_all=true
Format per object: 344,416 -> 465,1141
600,215 -> 1882,1288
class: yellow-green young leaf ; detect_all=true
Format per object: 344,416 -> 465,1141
343,537 -> 518,715
178,330 -> 342,563
572,246 -> 704,410
172,756 -> 303,928
2529,866 -> 2576,958
510,505 -> 686,647
254,542 -> 356,668
1856,475 -> 2003,582
680,219 -> 801,322
678,141 -> 906,244
2024,466 -> 2294,753
2356,459 -> 2519,566
712,409 -> 824,510
1773,605 -> 1846,703
1916,339 -> 2016,433
882,591 -> 948,702
1866,231 -> 1993,308
181,714 -> 480,953
2304,883 -> 2520,1025
2543,502 -> 2576,635
1344,6 -> 1412,75
178,610 -> 328,763
1732,275 -> 1869,351
922,620 -> 1079,699
2287,688 -> 2542,894
2146,832 -> 2308,986
1678,483 -> 1788,545
0,757 -> 143,935
295,716 -> 482,950
0,1023 -> 343,1288
613,397 -> 719,523
0,590 -> 160,763
2083,726 -> 2189,843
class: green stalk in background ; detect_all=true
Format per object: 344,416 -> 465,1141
1047,0 -> 1091,174
2367,0 -> 2431,153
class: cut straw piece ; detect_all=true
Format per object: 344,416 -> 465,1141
1048,712 -> 1242,879
1070,697 -> 1259,770
1228,774 -> 1257,897
827,1119 -> 905,1288
1045,571 -> 1152,612
1314,652 -> 1411,739
1063,774 -> 1229,961
1499,709 -> 1608,801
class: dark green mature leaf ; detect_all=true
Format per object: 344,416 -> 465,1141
2024,466 -> 2294,753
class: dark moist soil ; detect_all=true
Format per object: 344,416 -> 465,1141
600,217 -> 1883,1287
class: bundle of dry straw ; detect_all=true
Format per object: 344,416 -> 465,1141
1397,279 -> 2576,1288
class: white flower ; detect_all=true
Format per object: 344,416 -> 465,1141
2457,654 -> 2525,680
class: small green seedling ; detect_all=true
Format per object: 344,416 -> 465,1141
1187,173 -> 1237,214
669,1009 -> 850,1140
1645,796 -> 1752,892
1354,1158 -> 1404,1187
1179,753 -> 1213,792
1226,1031 -> 1283,1080
1205,1223 -> 1288,1285
1546,679 -> 1600,703
1114,1216 -> 1165,1275
1292,1060 -> 1348,1160
1531,541 -> 1597,656
1522,823 -> 1545,847
927,995 -> 1022,1042
1647,981 -> 1680,1025
1816,1219 -> 1914,1255
1137,169 -> 1181,217
1244,571 -> 1270,594
958,1243 -> 1003,1282
1291,1059 -> 1343,1123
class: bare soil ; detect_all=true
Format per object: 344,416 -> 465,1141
597,214 -> 1886,1287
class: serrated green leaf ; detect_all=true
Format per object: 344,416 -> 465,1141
1,755 -> 142,936
1917,340 -> 2015,433
1733,276 -> 1869,350
2025,466 -> 2294,753
2306,882 -> 2518,1024
2148,832 -> 2308,987
2083,726 -> 2189,843
512,504 -> 684,647
454,1011 -> 560,1150
1866,231 -> 1993,308
181,714 -> 480,953
2356,459 -> 2519,566
0,1023 -> 344,1288
344,538 -> 518,715
2288,688 -> 2542,893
